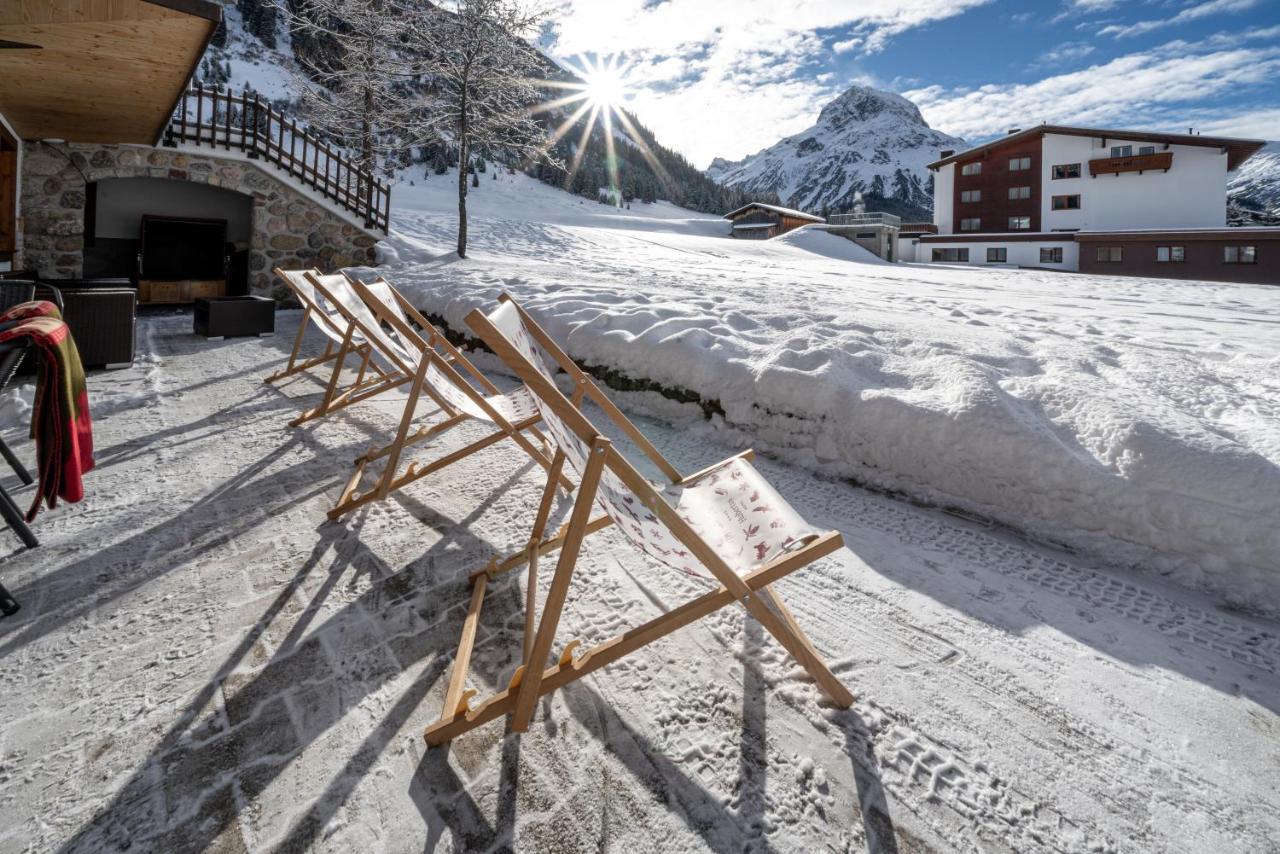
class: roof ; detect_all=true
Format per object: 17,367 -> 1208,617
926,125 -> 1266,172
0,0 -> 221,145
723,202 -> 825,223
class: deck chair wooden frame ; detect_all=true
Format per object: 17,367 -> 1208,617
308,273 -> 571,521
423,294 -> 854,746
266,268 -> 409,427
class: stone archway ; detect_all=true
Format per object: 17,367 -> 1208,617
19,142 -> 378,297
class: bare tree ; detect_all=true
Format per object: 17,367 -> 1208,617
411,0 -> 555,257
272,0 -> 424,178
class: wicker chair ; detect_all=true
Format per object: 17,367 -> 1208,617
40,280 -> 135,369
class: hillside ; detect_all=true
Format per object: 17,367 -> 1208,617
199,0 -> 761,216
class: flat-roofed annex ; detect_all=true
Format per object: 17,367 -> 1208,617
0,0 -> 220,145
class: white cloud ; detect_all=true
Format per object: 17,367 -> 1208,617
907,39 -> 1280,140
1099,0 -> 1260,38
1038,41 -> 1095,65
548,0 -> 991,166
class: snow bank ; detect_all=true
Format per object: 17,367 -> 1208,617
371,167 -> 1280,613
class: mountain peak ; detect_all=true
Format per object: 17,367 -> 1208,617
706,85 -> 964,218
817,84 -> 929,129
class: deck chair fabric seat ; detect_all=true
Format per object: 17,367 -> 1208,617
486,301 -> 819,578
423,294 -> 855,747
328,276 -> 539,424
299,273 -> 567,520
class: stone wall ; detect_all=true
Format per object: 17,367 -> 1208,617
19,143 -> 379,297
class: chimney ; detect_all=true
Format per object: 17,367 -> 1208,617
1007,127 -> 1021,135
940,149 -> 955,158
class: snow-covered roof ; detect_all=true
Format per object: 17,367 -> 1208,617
723,202 -> 825,223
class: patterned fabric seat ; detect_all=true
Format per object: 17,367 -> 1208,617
486,301 -> 819,578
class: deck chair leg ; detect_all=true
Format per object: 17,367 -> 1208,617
354,344 -> 372,388
743,585 -> 853,708
290,322 -> 357,426
511,438 -> 610,732
265,305 -> 313,383
522,450 -> 566,664
376,356 -> 432,501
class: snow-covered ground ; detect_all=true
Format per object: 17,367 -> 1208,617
1,317 -> 1276,852
377,169 -> 1280,615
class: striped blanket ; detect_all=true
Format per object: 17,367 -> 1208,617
0,300 -> 94,519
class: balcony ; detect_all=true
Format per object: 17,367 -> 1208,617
826,212 -> 902,228
1089,151 -> 1173,177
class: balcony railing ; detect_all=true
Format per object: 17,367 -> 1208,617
164,82 -> 390,233
826,212 -> 902,228
1089,151 -> 1173,177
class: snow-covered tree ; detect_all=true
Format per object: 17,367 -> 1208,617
410,0 -> 555,257
271,0 -> 423,180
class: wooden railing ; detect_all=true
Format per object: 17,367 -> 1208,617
164,82 -> 390,233
1089,151 -> 1173,177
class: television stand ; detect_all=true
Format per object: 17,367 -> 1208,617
138,279 -> 226,305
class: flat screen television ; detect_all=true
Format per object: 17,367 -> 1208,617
140,215 -> 227,281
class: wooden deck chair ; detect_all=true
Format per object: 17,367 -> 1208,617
423,295 -> 854,746
280,271 -> 420,427
306,273 -> 571,521
266,268 -> 408,428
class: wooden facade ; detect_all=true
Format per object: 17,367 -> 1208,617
724,203 -> 824,239
953,133 -> 1043,235
1077,230 -> 1280,285
0,0 -> 221,145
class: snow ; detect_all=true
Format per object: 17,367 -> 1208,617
2,315 -> 1278,852
375,167 -> 1280,614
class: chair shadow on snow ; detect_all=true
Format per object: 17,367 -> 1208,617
53,459 -> 528,853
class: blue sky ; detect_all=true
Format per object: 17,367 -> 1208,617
547,0 -> 1280,167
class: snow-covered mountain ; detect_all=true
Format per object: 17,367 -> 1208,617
1228,141 -> 1280,226
706,85 -> 965,220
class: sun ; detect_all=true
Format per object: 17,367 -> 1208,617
584,62 -> 628,108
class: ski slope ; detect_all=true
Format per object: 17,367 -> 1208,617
378,169 -> 1280,613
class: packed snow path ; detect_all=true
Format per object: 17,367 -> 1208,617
382,171 -> 1280,614
0,316 -> 1276,853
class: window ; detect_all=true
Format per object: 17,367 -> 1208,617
1008,216 -> 1031,230
1138,145 -> 1155,156
932,248 -> 970,262
1008,186 -> 1031,200
1009,156 -> 1032,171
1051,194 -> 1081,210
960,217 -> 981,231
960,189 -> 982,203
1110,145 -> 1133,158
1052,163 -> 1081,179
1156,246 -> 1185,263
1224,245 -> 1257,264
1040,247 -> 1063,263
1096,247 -> 1124,263
987,247 -> 1007,263
960,161 -> 982,176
